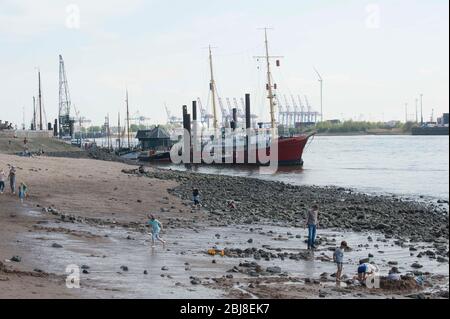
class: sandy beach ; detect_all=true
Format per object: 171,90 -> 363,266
0,153 -> 448,299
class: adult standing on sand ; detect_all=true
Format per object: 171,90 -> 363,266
305,204 -> 319,250
8,166 -> 16,194
0,169 -> 6,194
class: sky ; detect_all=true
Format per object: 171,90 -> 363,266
0,0 -> 448,127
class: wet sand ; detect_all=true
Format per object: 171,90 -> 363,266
0,153 -> 448,299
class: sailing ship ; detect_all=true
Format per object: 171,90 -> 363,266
140,29 -> 314,166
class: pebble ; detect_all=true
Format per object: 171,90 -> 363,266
266,266 -> 282,274
190,278 -> 201,285
11,256 -> 21,262
437,257 -> 448,263
411,262 -> 423,269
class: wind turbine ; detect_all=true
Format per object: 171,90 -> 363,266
314,67 -> 323,122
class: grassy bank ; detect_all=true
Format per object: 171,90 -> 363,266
0,137 -> 81,154
284,120 -> 419,136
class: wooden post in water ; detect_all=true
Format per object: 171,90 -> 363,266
232,108 -> 237,130
54,119 -> 58,136
182,105 -> 191,163
232,107 -> 237,162
192,101 -> 197,121
245,93 -> 251,164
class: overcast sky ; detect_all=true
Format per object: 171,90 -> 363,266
0,0 -> 448,127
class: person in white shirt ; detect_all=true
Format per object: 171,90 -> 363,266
357,261 -> 379,282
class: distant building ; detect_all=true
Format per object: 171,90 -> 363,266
0,120 -> 13,130
294,122 -> 316,128
437,113 -> 449,126
136,126 -> 173,150
385,120 -> 401,128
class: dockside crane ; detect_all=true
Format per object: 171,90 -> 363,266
165,104 -> 182,125
291,95 -> 299,124
297,95 -> 305,123
218,97 -> 229,127
284,95 -> 293,127
58,55 -> 75,138
197,98 -> 213,128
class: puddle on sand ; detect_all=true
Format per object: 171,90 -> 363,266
19,209 -> 449,298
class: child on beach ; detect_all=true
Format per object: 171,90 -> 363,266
356,261 -> 379,283
333,241 -> 348,284
192,188 -> 200,206
0,169 -> 5,194
18,182 -> 28,203
147,214 -> 166,247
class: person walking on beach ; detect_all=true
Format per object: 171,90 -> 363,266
192,188 -> 200,206
147,214 -> 166,248
18,182 -> 28,203
8,166 -> 16,194
333,241 -> 348,284
305,204 -> 319,250
0,169 -> 6,194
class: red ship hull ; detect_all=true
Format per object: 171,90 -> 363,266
232,134 -> 312,166
139,133 -> 313,166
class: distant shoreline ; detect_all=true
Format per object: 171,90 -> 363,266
315,131 -> 411,137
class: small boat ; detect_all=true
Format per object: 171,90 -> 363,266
138,150 -> 171,163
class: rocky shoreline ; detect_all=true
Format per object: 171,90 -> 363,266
122,167 -> 449,245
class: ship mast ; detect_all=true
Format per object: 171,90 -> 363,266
32,96 -> 36,130
208,45 -> 219,130
255,28 -> 282,133
126,89 -> 131,148
118,112 -> 121,149
38,70 -> 43,130
263,29 -> 276,130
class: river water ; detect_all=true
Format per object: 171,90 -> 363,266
157,135 -> 449,201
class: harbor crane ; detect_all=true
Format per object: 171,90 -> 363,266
58,55 -> 75,138
291,95 -> 299,124
129,110 -> 151,128
165,104 -> 182,125
284,95 -> 293,127
197,98 -> 213,128
218,97 -> 230,126
297,95 -> 305,123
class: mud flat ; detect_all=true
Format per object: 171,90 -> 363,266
0,153 -> 448,298
125,167 -> 449,243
